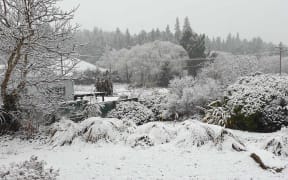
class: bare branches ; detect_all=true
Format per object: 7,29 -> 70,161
0,0 -> 78,113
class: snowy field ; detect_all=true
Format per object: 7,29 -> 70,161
0,119 -> 287,180
0,85 -> 287,180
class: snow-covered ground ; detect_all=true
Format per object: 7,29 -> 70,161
0,119 -> 287,180
1,84 -> 287,180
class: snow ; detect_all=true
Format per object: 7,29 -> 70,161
60,58 -> 107,75
1,119 -> 288,180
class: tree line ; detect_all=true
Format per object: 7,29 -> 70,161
76,17 -> 275,63
205,33 -> 275,55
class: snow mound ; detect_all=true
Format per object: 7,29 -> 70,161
174,120 -> 245,150
49,117 -> 133,146
264,128 -> 288,157
82,118 -> 124,143
0,156 -> 59,180
48,118 -> 245,151
127,122 -> 177,147
49,119 -> 81,146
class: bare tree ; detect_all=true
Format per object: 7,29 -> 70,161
0,0 -> 78,114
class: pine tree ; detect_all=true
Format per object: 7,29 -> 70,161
180,17 -> 206,58
114,27 -> 123,49
155,28 -> 161,40
183,17 -> 193,33
157,61 -> 172,87
125,29 -> 131,48
174,17 -> 182,43
150,29 -> 156,41
165,25 -> 174,41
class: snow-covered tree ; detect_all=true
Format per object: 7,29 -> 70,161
180,17 -> 206,58
174,17 -> 181,43
0,0 -> 78,115
98,41 -> 188,86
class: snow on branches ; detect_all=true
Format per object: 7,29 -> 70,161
204,73 -> 288,132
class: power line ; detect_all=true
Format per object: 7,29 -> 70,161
275,42 -> 288,75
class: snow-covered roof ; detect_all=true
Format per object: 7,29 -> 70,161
73,60 -> 104,72
64,58 -> 107,73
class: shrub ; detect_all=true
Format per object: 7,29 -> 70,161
204,73 -> 288,132
0,156 -> 59,180
83,103 -> 103,118
197,53 -> 260,87
264,128 -> 288,157
107,101 -> 154,125
0,110 -> 21,135
49,117 -> 135,146
167,77 -> 221,118
139,91 -> 170,121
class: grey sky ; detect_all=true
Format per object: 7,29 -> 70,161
59,0 -> 288,44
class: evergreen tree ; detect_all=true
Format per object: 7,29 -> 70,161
150,29 -> 156,41
114,27 -> 123,49
174,17 -> 182,43
165,25 -> 174,41
138,30 -> 148,44
180,17 -> 206,58
157,61 -> 172,87
125,29 -> 131,48
155,28 -> 161,40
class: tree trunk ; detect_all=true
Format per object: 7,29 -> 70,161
2,93 -> 18,112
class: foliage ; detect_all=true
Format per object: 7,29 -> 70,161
83,103 -> 103,118
138,90 -> 170,121
0,0 -> 78,132
49,117 -> 135,146
204,73 -> 288,132
98,41 -> 187,86
168,76 -> 221,118
107,101 -> 154,125
180,17 -> 206,58
0,110 -> 20,134
206,33 -> 275,55
197,53 -> 260,87
0,156 -> 59,180
264,128 -> 288,157
203,101 -> 230,127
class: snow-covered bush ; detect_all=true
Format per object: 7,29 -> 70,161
82,103 -> 103,118
264,128 -> 288,157
127,122 -> 177,147
169,76 -> 196,97
108,101 -> 154,125
0,156 -> 59,180
203,100 -> 230,126
49,117 -> 135,146
49,119 -> 81,146
139,91 -> 170,121
204,73 -> 288,132
198,53 -> 260,87
126,119 -> 244,150
81,118 -> 124,143
168,77 -> 221,118
0,110 -> 20,134
174,120 -> 245,150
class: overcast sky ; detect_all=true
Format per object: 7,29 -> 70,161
59,0 -> 288,44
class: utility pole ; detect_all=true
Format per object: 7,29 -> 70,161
275,42 -> 288,75
61,55 -> 64,76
